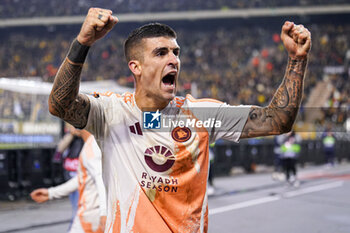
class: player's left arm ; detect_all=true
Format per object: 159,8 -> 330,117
241,21 -> 311,138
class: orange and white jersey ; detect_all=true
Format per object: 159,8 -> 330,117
75,135 -> 106,233
86,92 -> 250,233
48,135 -> 106,233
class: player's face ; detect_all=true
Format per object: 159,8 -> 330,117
139,37 -> 180,104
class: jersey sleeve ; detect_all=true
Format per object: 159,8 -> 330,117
48,176 -> 78,200
85,95 -> 108,141
211,103 -> 251,143
185,95 -> 250,143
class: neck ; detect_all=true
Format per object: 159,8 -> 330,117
135,90 -> 170,111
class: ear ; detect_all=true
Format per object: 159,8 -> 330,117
128,60 -> 141,77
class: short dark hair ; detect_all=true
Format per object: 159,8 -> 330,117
124,23 -> 177,62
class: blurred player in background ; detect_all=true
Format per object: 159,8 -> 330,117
280,131 -> 301,187
30,129 -> 106,233
51,124 -> 84,227
61,125 -> 84,225
322,130 -> 336,167
48,7 -> 311,232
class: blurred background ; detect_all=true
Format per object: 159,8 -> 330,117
0,1 -> 349,230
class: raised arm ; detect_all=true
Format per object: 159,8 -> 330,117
241,21 -> 311,138
48,8 -> 118,128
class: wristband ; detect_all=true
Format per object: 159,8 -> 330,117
67,39 -> 90,64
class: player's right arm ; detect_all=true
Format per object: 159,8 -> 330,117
30,176 -> 79,203
48,8 -> 118,128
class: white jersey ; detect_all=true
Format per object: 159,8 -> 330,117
86,92 -> 250,233
49,135 -> 106,233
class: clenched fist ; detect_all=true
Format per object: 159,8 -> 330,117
77,8 -> 118,46
30,188 -> 49,203
281,21 -> 311,59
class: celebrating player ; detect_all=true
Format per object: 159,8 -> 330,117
48,7 -> 311,233
30,130 -> 106,233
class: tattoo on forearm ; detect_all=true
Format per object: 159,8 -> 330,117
242,58 -> 307,138
270,80 -> 289,108
49,58 -> 90,128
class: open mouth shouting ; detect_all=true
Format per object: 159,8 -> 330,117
161,71 -> 177,91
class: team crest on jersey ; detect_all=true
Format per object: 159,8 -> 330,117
171,126 -> 191,142
144,145 -> 175,172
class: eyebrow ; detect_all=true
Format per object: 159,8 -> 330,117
152,46 -> 180,55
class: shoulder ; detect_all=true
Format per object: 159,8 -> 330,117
89,91 -> 135,105
183,94 -> 224,107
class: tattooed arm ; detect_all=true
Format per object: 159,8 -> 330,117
241,21 -> 311,138
48,8 -> 118,128
49,57 -> 90,128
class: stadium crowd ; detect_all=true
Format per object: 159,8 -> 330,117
0,0 -> 349,19
0,20 -> 349,129
0,89 -> 50,122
